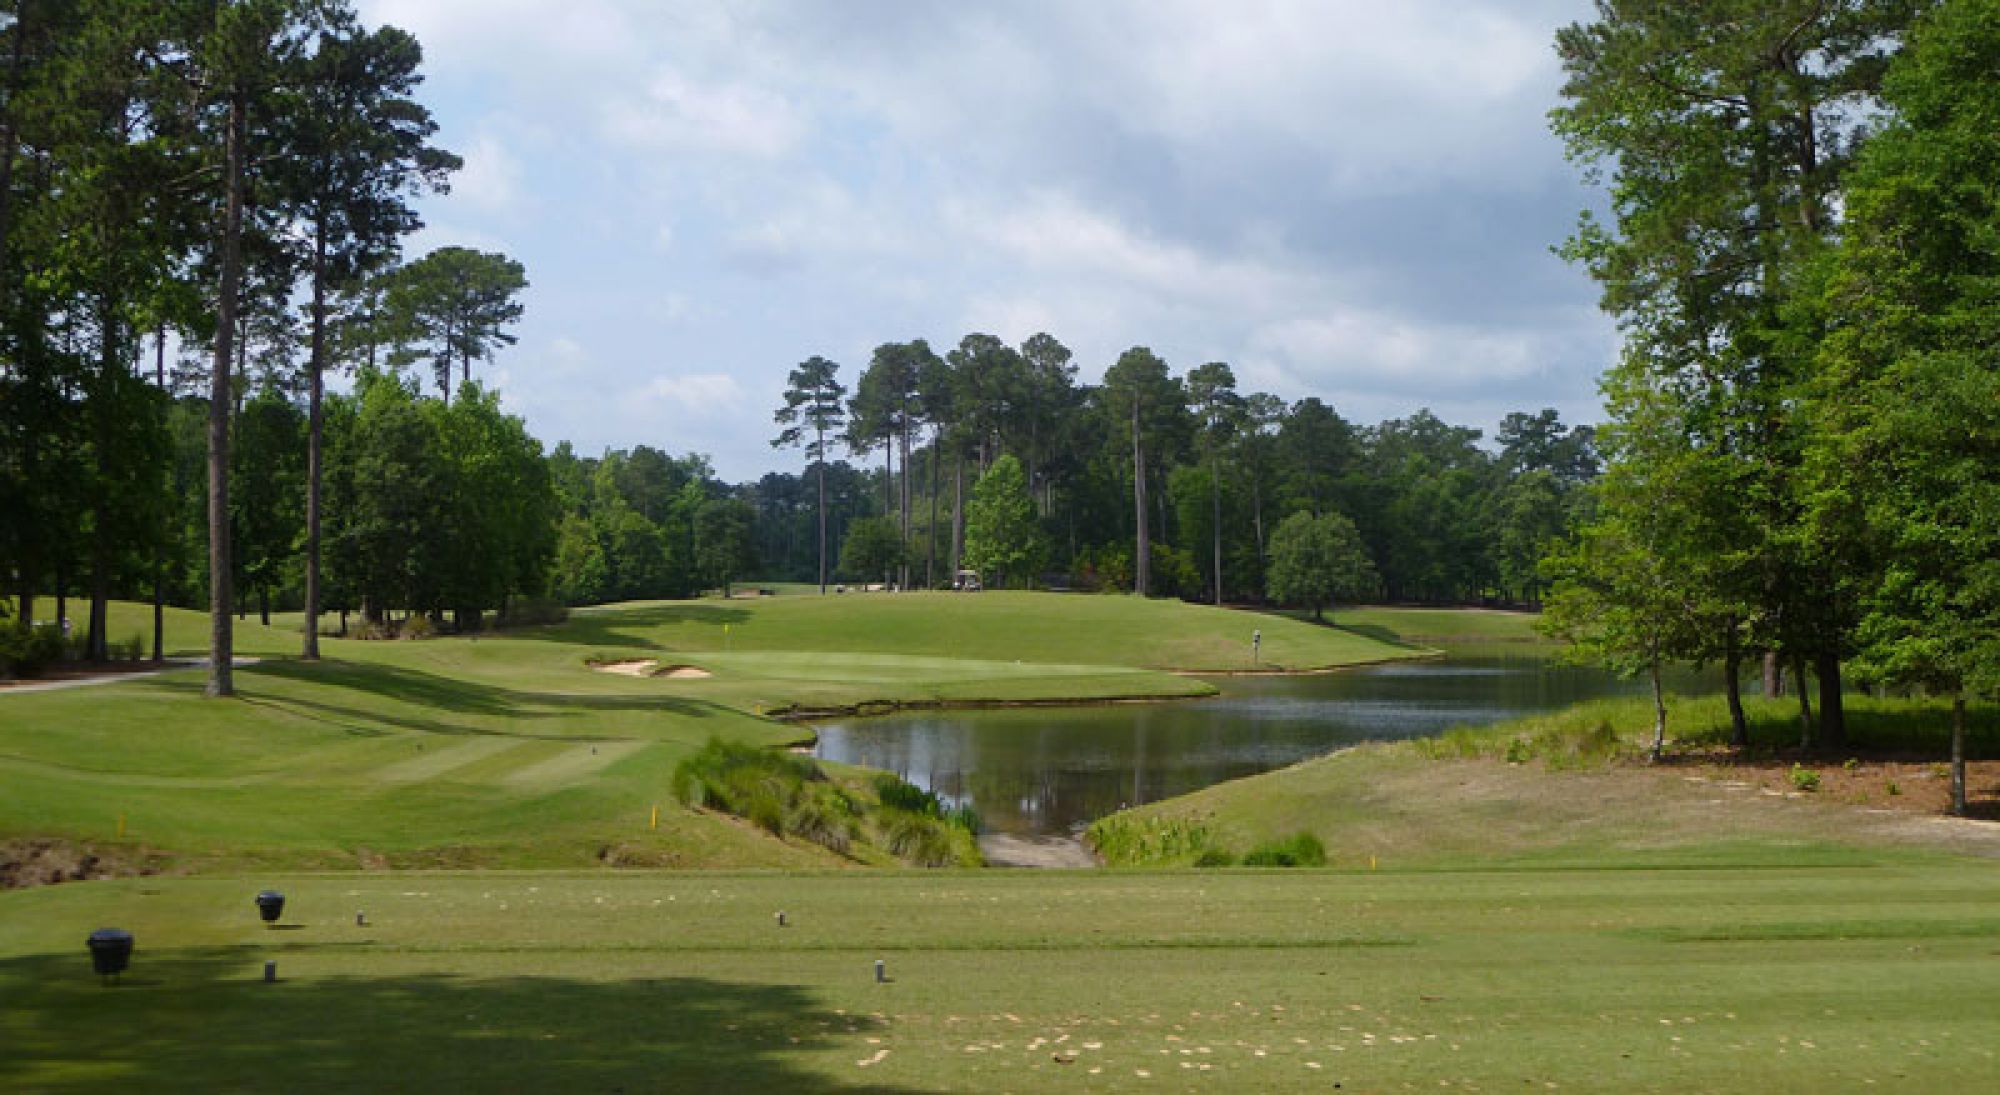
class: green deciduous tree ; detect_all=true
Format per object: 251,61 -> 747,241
963,455 -> 1045,590
1808,0 -> 2000,813
1266,510 -> 1377,622
838,515 -> 904,586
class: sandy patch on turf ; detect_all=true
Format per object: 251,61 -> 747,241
591,660 -> 711,679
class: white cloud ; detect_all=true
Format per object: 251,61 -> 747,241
642,372 -> 746,413
601,70 -> 804,160
451,132 -> 522,213
351,0 -> 1615,478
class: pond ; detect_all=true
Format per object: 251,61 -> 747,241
812,649 -> 1676,838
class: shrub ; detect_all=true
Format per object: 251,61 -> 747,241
873,773 -> 939,816
1193,848 -> 1237,867
400,615 -> 437,640
1788,764 -> 1821,793
1241,832 -> 1327,867
0,624 -> 66,679
1085,815 -> 1219,866
1503,737 -> 1533,764
876,809 -> 960,866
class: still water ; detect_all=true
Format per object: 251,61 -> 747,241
812,651 -> 1666,837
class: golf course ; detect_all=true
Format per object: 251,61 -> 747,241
4,593 -> 1998,1091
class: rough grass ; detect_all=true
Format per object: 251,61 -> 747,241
3,867 -> 1997,1090
1095,690 -> 2000,869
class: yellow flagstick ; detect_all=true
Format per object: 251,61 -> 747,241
650,805 -> 659,831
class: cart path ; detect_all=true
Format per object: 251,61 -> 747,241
0,657 -> 263,695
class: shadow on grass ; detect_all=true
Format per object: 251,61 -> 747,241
510,604 -> 755,652
0,948 -> 915,1093
1672,701 -> 2000,760
148,661 -> 734,739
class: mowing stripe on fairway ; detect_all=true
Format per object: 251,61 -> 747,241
499,740 -> 649,790
371,737 -> 529,783
0,751 -> 280,789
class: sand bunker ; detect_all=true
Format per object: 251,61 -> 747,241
590,659 -> 712,680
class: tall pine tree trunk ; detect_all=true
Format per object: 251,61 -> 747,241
951,454 -> 965,575
926,430 -> 940,589
152,326 -> 166,662
898,416 -> 911,590
1792,655 -> 1814,749
303,231 -> 326,659
1131,398 -> 1149,597
1210,452 -> 1222,606
1950,693 -> 1967,817
1648,654 -> 1667,762
816,453 -> 827,594
1724,626 -> 1748,750
1815,652 -> 1845,748
87,295 -> 117,663
206,91 -> 245,698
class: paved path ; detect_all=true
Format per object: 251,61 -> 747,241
0,657 -> 262,695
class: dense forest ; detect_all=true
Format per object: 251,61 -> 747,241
1542,0 -> 2000,812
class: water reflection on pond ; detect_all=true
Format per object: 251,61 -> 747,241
812,651 -> 1670,837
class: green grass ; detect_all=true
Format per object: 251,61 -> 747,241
0,594 -> 1408,870
4,865 -> 1997,1090
1093,690 -> 2000,871
1324,604 -> 1544,645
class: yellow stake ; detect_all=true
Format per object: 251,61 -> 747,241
117,814 -> 125,838
1369,854 -> 1377,871
650,805 -> 658,831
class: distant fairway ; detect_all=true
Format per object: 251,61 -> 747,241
0,593 -> 1408,870
4,863 -> 1997,1090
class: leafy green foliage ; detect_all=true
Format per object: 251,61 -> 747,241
962,455 -> 1045,588
1240,832 -> 1326,867
1265,510 -> 1377,620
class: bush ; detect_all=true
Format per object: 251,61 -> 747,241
399,615 -> 437,640
1788,764 -> 1821,793
873,773 -> 939,816
1085,815 -> 1219,866
0,624 -> 66,679
1241,832 -> 1327,867
1193,848 -> 1237,867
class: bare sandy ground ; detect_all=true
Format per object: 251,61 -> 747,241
980,833 -> 1101,868
591,659 -> 712,679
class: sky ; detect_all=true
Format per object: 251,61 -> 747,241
355,0 -> 1617,482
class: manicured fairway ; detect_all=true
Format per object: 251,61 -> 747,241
0,595 -> 1408,869
3,864 -> 1997,1091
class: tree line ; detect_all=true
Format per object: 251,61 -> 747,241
0,1 -> 541,692
1543,0 -> 1999,813
768,335 -> 1600,608
0,0 -> 1605,696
